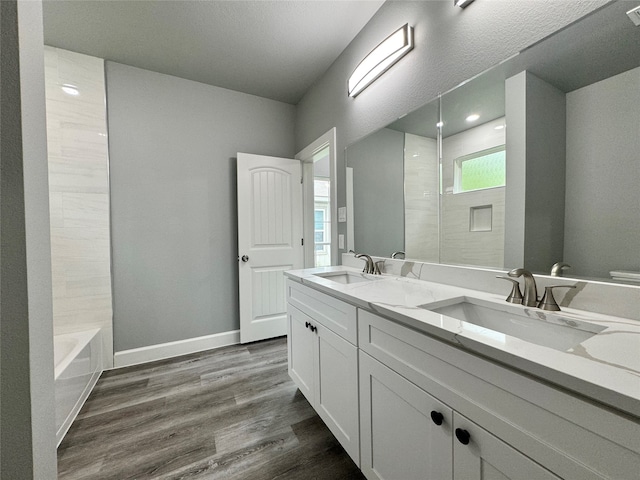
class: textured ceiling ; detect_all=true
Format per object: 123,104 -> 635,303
42,0 -> 385,105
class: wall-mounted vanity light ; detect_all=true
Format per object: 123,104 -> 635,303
454,0 -> 476,8
348,23 -> 414,97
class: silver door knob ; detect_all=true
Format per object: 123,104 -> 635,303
241,255 -> 249,262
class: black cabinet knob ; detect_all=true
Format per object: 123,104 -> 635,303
430,411 -> 444,426
455,428 -> 471,445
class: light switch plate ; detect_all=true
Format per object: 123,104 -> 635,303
338,234 -> 345,249
338,207 -> 347,222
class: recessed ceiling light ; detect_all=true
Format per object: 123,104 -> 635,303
466,114 -> 480,122
61,84 -> 79,96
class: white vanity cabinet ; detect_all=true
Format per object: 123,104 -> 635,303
285,276 -> 639,479
358,309 -> 640,480
286,280 -> 360,465
359,351 -> 559,480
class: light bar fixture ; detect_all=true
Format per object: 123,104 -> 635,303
348,23 -> 414,97
454,0 -> 476,8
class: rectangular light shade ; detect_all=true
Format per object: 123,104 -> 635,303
454,0 -> 476,7
348,24 -> 414,97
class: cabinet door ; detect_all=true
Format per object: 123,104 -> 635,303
316,324 -> 360,465
287,306 -> 316,403
453,413 -> 560,480
360,352 -> 453,480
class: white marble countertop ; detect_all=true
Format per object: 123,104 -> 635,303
285,266 -> 640,418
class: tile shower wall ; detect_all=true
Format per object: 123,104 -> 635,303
440,118 -> 506,268
44,47 -> 113,368
404,133 -> 438,262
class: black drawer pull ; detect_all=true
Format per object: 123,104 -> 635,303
430,411 -> 444,426
455,428 -> 471,445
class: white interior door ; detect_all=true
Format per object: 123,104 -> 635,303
237,153 -> 303,343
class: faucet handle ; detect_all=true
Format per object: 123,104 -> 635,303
356,253 -> 374,274
374,260 -> 384,275
496,276 -> 523,304
537,285 -> 576,311
551,262 -> 571,276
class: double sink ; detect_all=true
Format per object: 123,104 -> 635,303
312,270 -> 605,352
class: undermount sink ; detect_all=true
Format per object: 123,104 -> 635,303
313,271 -> 379,285
419,297 -> 606,351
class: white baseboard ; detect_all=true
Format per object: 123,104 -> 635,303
113,330 -> 240,368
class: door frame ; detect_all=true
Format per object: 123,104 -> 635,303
296,128 -> 338,267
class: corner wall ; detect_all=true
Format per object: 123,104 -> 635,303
0,0 -> 57,477
106,63 -> 296,353
564,66 -> 640,279
346,128 -> 404,257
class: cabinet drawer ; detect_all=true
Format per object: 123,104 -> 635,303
287,280 -> 357,344
358,309 -> 640,480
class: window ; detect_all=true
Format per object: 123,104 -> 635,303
454,145 -> 506,193
314,179 -> 331,267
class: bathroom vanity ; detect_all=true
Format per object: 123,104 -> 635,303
285,266 -> 640,480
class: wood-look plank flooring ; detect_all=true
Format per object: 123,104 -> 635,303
58,337 -> 365,480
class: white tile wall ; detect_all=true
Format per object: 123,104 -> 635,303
404,133 -> 439,262
44,47 -> 113,368
441,117 -> 506,268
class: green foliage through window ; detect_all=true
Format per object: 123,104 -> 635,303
455,146 -> 506,193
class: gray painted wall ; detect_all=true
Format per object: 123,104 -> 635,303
522,73 -> 566,274
346,128 -> 404,257
505,72 -> 566,273
106,63 -> 296,352
295,0 -> 608,261
564,66 -> 640,278
504,72 -> 527,267
0,0 -> 57,477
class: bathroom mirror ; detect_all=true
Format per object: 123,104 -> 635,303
345,0 -> 640,283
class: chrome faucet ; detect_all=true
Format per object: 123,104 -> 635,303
550,262 -> 571,277
355,253 -> 381,275
391,251 -> 405,259
508,268 -> 538,307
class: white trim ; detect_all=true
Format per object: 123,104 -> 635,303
57,369 -> 101,447
302,161 -> 315,267
296,127 -> 338,266
113,330 -> 240,368
346,167 -> 355,253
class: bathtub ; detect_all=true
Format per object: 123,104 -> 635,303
54,329 -> 103,446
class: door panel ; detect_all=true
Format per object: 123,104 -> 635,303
453,412 -> 560,480
316,325 -> 359,464
238,153 -> 303,343
360,351 -> 453,480
287,306 -> 315,403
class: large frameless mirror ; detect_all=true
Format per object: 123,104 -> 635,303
345,0 -> 640,284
